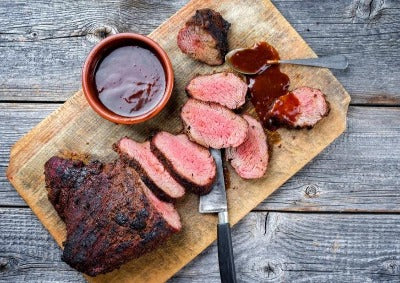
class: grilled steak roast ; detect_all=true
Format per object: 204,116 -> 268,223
177,9 -> 230,65
268,87 -> 330,128
226,115 -> 269,179
151,131 -> 216,195
181,98 -> 249,149
114,138 -> 185,202
44,156 -> 181,276
186,72 -> 247,109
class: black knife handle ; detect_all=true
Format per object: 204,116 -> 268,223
217,222 -> 237,283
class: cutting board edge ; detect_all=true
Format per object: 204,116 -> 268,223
6,91 -> 86,179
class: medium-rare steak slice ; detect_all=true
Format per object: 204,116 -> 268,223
181,98 -> 249,149
114,138 -> 185,202
268,87 -> 330,128
151,131 -> 216,195
226,115 -> 269,179
186,72 -> 247,109
44,157 -> 181,276
177,9 -> 230,66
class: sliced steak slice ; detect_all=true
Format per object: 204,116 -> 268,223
151,131 -> 216,195
226,115 -> 269,179
186,72 -> 247,109
177,8 -> 230,66
268,87 -> 330,128
44,157 -> 181,276
114,138 -> 185,202
181,98 -> 249,149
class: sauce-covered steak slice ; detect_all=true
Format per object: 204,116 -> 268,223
44,157 -> 181,276
114,138 -> 185,202
181,98 -> 249,149
226,115 -> 269,179
186,72 -> 247,109
268,87 -> 330,128
151,131 -> 216,195
177,9 -> 230,66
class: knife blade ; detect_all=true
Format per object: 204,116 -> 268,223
199,148 -> 237,283
199,148 -> 227,214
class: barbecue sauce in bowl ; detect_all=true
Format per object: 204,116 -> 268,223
95,46 -> 166,117
229,42 -> 291,130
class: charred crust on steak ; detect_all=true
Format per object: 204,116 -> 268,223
120,154 -> 176,203
45,157 -> 181,276
190,9 -> 230,59
112,141 -> 177,203
178,9 -> 231,65
150,142 -> 214,195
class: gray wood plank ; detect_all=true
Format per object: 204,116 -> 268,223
257,105 -> 400,212
0,208 -> 84,283
1,104 -> 399,211
0,0 -> 399,104
1,208 -> 400,282
172,212 -> 400,282
0,103 -> 57,206
0,0 -> 188,102
273,0 -> 400,105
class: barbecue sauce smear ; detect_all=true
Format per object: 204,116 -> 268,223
229,42 -> 291,130
269,91 -> 300,124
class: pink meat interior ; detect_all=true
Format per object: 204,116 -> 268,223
177,25 -> 221,65
143,185 -> 181,232
154,132 -> 216,186
187,73 -> 247,109
182,99 -> 248,147
294,87 -> 329,126
118,138 -> 185,198
227,115 -> 268,179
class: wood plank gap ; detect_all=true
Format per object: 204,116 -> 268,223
0,100 -> 65,104
251,209 -> 400,215
0,204 -> 30,209
349,103 -> 400,108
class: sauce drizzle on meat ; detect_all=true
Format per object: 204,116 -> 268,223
268,91 -> 300,124
229,42 -> 290,130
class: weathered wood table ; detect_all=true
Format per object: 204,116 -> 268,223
1,0 -> 399,282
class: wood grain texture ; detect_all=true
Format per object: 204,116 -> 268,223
2,208 -> 400,282
0,0 -> 188,102
257,105 -> 400,212
2,104 -> 399,212
0,0 -> 399,104
6,0 -> 351,281
173,212 -> 400,282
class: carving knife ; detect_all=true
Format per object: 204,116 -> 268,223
199,148 -> 237,283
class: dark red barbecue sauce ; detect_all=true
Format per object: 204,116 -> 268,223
269,91 -> 300,125
95,46 -> 166,117
229,42 -> 299,130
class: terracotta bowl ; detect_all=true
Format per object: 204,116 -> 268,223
82,33 -> 174,124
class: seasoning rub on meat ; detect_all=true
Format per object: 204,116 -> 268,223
44,157 -> 181,276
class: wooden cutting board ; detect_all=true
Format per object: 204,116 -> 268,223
7,0 -> 350,282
